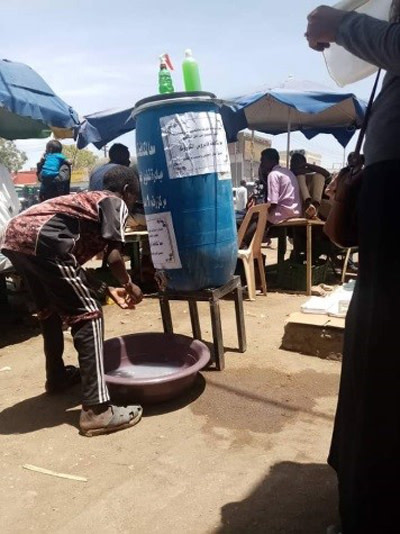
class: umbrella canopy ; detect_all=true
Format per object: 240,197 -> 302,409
219,79 -> 367,147
76,106 -> 135,149
0,58 -> 79,140
75,79 -> 367,152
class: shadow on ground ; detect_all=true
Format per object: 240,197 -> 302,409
216,461 -> 338,534
0,374 -> 207,434
0,311 -> 40,348
140,373 -> 207,417
0,388 -> 80,434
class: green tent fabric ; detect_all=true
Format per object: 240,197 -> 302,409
0,107 -> 51,139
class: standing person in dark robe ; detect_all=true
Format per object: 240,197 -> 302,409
306,3 -> 400,533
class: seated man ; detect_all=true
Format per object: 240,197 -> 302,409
290,152 -> 331,220
240,148 -> 301,247
260,148 -> 302,225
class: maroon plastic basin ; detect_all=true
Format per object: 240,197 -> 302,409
103,333 -> 210,404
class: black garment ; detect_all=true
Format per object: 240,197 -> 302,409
4,250 -> 109,406
39,163 -> 71,201
336,13 -> 400,167
328,161 -> 400,533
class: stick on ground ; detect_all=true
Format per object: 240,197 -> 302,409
22,464 -> 88,482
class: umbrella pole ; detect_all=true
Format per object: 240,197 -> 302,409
286,110 -> 291,167
234,140 -> 238,186
250,129 -> 255,180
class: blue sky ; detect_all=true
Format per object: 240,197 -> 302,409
1,0 -> 376,169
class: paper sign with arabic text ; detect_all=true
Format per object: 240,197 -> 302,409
160,111 -> 231,179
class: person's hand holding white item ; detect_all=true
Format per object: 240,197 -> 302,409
307,0 -> 392,85
306,6 -> 348,51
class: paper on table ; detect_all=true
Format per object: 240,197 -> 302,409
323,0 -> 392,86
160,111 -> 231,179
301,286 -> 354,316
145,211 -> 182,270
327,299 -> 351,318
301,295 -> 336,314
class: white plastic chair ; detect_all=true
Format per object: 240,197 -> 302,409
340,247 -> 358,284
237,203 -> 270,300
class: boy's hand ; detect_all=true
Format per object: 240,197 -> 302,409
305,6 -> 347,51
107,287 -> 138,309
123,281 -> 143,304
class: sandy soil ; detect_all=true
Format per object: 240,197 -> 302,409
0,285 -> 342,534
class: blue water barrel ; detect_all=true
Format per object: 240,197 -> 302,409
134,92 -> 237,291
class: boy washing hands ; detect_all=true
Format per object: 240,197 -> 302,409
1,166 -> 144,436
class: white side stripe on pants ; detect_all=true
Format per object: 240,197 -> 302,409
56,260 -> 109,403
91,316 -> 109,403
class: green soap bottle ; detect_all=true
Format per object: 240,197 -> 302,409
182,49 -> 202,92
158,54 -> 174,94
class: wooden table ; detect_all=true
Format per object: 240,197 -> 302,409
272,218 -> 326,296
125,228 -> 148,239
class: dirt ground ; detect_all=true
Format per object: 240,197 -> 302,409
0,279 -> 342,534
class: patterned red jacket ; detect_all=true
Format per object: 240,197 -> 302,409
1,191 -> 128,265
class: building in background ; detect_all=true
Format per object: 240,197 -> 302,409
228,131 -> 271,186
12,168 -> 89,189
12,169 -> 37,185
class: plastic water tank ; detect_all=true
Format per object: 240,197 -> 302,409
134,91 -> 237,291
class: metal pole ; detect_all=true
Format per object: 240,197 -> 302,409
250,130 -> 255,180
286,110 -> 291,168
234,141 -> 238,186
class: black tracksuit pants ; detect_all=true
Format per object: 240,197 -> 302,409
4,250 -> 110,406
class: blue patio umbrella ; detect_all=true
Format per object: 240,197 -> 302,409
219,79 -> 367,160
0,58 -> 79,140
75,79 -> 367,157
76,106 -> 135,149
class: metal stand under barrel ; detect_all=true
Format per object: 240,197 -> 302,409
157,276 -> 246,371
